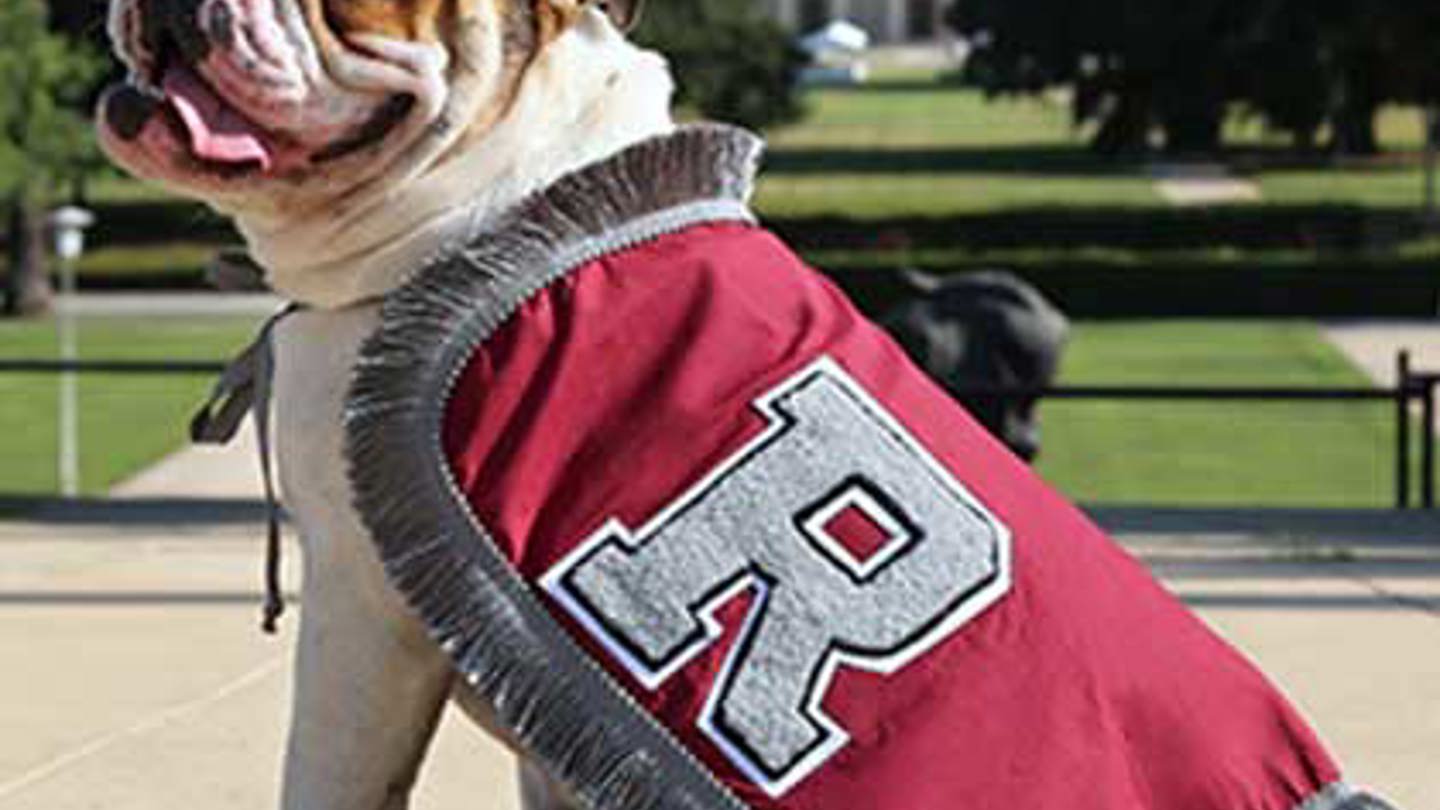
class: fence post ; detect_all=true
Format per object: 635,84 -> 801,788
1423,374 -> 1436,510
1397,350 -> 1412,510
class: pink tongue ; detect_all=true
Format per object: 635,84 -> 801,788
162,66 -> 273,170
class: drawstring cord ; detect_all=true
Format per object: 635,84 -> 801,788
190,304 -> 300,634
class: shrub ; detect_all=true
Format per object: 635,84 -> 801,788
634,0 -> 807,131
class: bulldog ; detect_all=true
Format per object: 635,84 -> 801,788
98,3 -> 1399,810
99,1 -> 667,807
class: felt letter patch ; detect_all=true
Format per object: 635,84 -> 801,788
543,357 -> 1012,797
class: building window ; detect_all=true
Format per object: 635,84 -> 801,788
907,0 -> 936,39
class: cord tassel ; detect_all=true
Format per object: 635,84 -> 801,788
190,303 -> 301,634
261,514 -> 285,634
252,311 -> 285,634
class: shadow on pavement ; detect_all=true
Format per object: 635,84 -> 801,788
0,496 -> 275,528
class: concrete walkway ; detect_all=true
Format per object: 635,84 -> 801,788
3,510 -> 1435,808
2,415 -> 523,809
1150,162 -> 1263,206
59,292 -> 282,318
109,421 -> 266,500
0,521 -> 520,810
1127,530 -> 1440,806
1325,320 -> 1440,435
1325,320 -> 1440,387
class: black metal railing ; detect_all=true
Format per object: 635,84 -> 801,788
1,351 -> 1435,508
1399,352 -> 1439,509
0,359 -> 227,374
948,350 -> 1437,510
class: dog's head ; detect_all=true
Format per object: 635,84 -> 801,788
98,0 -> 641,216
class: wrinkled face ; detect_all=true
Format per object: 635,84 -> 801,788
98,0 -> 636,214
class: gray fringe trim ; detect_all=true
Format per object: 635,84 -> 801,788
1298,784 -> 1404,810
344,125 -> 762,810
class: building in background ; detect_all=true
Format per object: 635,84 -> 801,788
757,0 -> 944,43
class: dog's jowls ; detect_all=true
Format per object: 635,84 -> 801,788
99,1 -> 674,807
100,0 -> 671,308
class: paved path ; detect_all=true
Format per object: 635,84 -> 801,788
1325,320 -> 1440,386
1,406 -> 524,809
59,292 -> 282,318
1127,531 -> 1440,805
3,509 -> 1436,807
1151,162 -> 1263,206
0,521 -> 520,810
1325,320 -> 1440,436
109,421 -> 265,500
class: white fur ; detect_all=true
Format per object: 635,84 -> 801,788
247,11 -> 676,309
269,14 -> 673,810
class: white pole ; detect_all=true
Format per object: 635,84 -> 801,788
57,253 -> 78,497
48,205 -> 93,499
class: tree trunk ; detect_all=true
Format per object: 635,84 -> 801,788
3,193 -> 52,317
1292,127 -> 1319,154
1091,84 -> 1152,157
1160,64 -> 1225,156
1162,109 -> 1223,156
1332,101 -> 1379,156
1332,58 -> 1381,156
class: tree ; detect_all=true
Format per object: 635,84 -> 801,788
634,0 -> 807,131
0,0 -> 104,316
949,0 -> 1253,155
947,0 -> 1440,156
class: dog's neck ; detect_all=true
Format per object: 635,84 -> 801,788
236,16 -> 676,310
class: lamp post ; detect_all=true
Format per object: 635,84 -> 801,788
47,205 -> 95,498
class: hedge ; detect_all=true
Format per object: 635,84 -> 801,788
823,257 -> 1440,319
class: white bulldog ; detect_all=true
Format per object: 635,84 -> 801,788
98,1 -> 672,807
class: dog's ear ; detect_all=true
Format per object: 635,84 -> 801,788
598,0 -> 643,31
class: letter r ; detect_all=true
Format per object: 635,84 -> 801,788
542,357 -> 1012,797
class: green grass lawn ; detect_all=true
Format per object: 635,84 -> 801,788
757,76 -> 1439,219
1036,320 -> 1395,507
756,83 -> 1162,218
1256,166 -> 1430,207
0,315 -> 262,495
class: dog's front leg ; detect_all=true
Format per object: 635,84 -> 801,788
280,523 -> 455,810
274,309 -> 455,810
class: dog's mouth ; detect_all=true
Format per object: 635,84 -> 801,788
100,15 -> 416,180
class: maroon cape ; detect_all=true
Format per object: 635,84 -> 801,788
440,220 -> 1339,809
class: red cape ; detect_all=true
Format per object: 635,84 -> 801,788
441,220 -> 1339,809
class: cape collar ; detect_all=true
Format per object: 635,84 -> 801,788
403,122 -> 764,296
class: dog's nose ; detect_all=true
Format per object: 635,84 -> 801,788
102,85 -> 161,141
